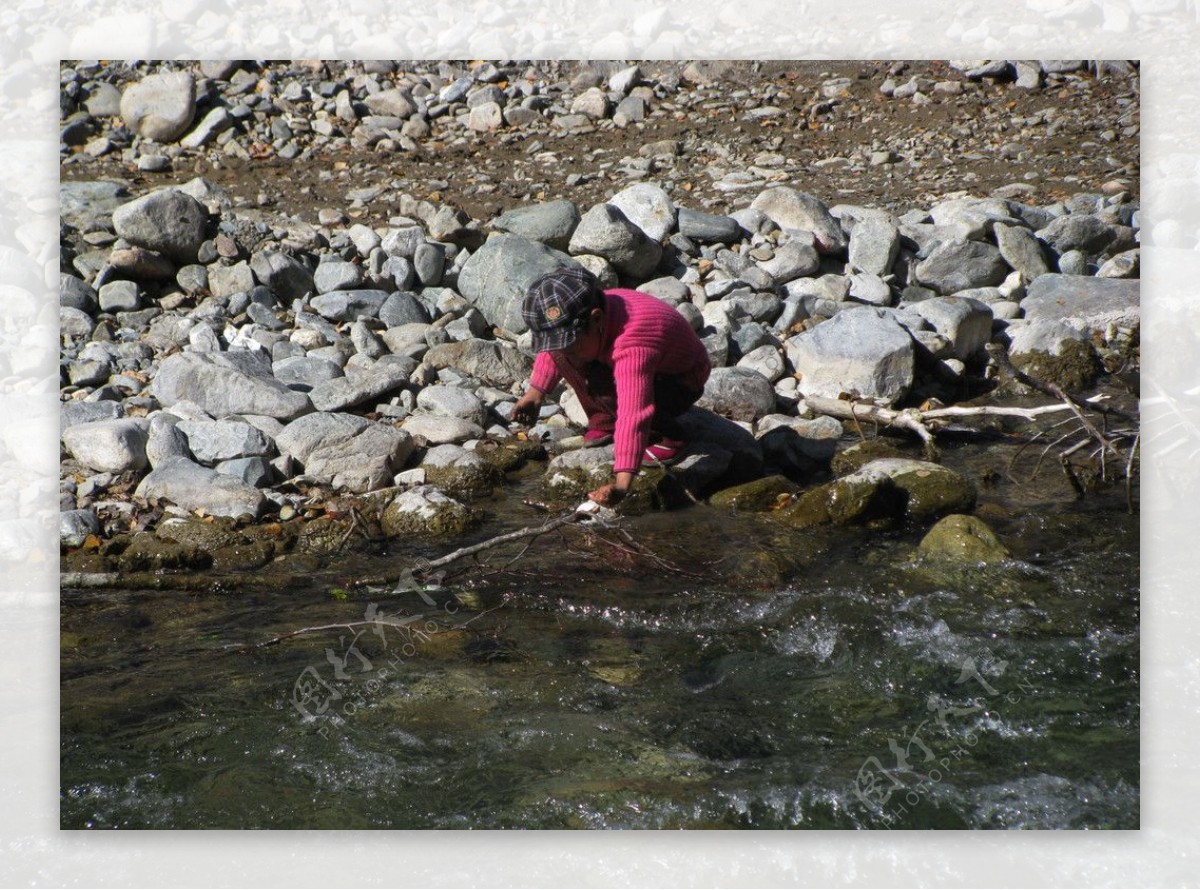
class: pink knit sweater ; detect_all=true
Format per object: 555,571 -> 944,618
528,288 -> 711,474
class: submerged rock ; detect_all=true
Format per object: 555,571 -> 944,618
918,513 -> 1010,564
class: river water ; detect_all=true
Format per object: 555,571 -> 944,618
60,439 -> 1138,829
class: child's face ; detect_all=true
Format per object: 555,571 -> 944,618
556,309 -> 604,367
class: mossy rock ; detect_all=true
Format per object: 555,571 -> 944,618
709,475 -> 801,512
243,519 -> 302,553
117,531 -> 213,572
296,516 -> 356,556
918,513 -> 1011,565
423,462 -> 504,500
830,438 -> 915,476
778,471 -> 906,529
1011,339 -> 1103,392
61,548 -> 111,574
155,516 -> 245,552
543,460 -> 667,514
380,485 -> 482,538
859,458 -> 976,521
473,438 -> 546,474
211,539 -> 277,572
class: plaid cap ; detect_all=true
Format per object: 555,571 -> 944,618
522,267 -> 604,352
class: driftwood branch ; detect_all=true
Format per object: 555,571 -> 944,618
249,615 -> 425,650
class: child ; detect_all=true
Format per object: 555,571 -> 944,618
511,267 -> 712,507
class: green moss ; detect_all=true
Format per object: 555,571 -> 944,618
424,463 -> 504,499
830,439 -> 914,476
211,540 -> 277,572
861,458 -> 977,521
918,514 -> 1010,564
155,516 -> 244,552
1011,339 -> 1103,392
380,494 -> 482,538
117,532 -> 213,572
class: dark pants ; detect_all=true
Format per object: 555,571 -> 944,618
582,361 -> 702,440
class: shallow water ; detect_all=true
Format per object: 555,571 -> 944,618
60,442 -> 1139,829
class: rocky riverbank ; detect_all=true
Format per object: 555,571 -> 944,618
58,59 -> 1141,577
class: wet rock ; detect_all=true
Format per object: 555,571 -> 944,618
154,515 -> 244,552
119,70 -> 196,142
859,458 -> 976,521
708,474 -> 800,511
153,351 -> 312,420
380,485 -> 481,538
112,188 -> 208,264
750,187 -> 847,254
785,306 -> 914,405
568,203 -> 662,279
134,457 -> 266,519
118,531 -> 212,572
778,467 -> 906,529
61,418 -> 149,474
918,513 -> 1010,564
914,239 -> 1008,295
1007,320 -> 1102,391
420,444 -> 503,498
457,233 -> 578,334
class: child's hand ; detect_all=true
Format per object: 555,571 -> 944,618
511,390 -> 543,424
587,484 -> 626,507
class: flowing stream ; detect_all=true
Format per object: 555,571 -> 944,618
61,440 -> 1138,829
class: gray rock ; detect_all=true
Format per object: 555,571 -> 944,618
60,180 -> 130,230
61,307 -> 96,340
848,214 -> 901,276
135,457 -> 265,519
415,384 -> 487,426
275,412 -> 371,462
848,273 -> 893,306
215,456 -> 273,487
1020,274 -> 1139,332
750,187 -> 847,253
468,101 -> 504,131
97,279 -> 140,312
723,291 -> 783,324
423,339 -> 534,388
638,276 -> 691,305
313,260 -> 364,294
456,233 -> 578,334
785,306 -> 914,405
1098,249 -> 1139,279
350,321 -> 388,359
381,485 -> 479,538
909,297 -> 994,360
250,250 -> 314,302
272,355 -> 344,389
60,509 -> 100,547
381,226 -> 426,259
1057,250 -> 1089,276
180,106 -> 233,148
993,223 -> 1050,281
61,419 -> 149,474
119,71 -> 196,142
61,275 -> 97,312
310,288 -> 389,322
379,291 -> 431,327
207,261 -> 255,298
676,407 -> 764,482
491,200 -> 581,251
153,351 -> 312,420
307,357 -> 416,412
608,183 -> 677,242
176,419 -> 272,464
677,207 -> 742,244
1006,318 -> 1089,357
914,239 -> 1008,294
737,344 -> 786,383
928,196 -> 1016,239
414,242 -> 445,286
112,189 -> 208,264
697,367 -> 777,422
61,400 -> 123,432
68,359 -> 111,387
401,415 -> 485,444
348,224 -> 382,256
304,424 -> 414,493
569,203 -> 662,279
364,88 -> 416,118
1037,214 -> 1117,255
146,413 -> 191,467
759,240 -> 820,284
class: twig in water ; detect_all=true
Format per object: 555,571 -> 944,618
249,615 -> 425,650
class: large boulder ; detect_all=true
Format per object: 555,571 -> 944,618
112,189 -> 208,264
304,424 -> 414,493
119,70 -> 196,142
456,233 -> 579,334
859,458 -> 977,520
423,340 -> 534,388
306,358 -> 416,413
918,514 -> 1010,564
175,419 -> 273,465
908,297 -> 994,361
608,183 -> 677,242
152,351 -> 312,420
785,306 -> 915,405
